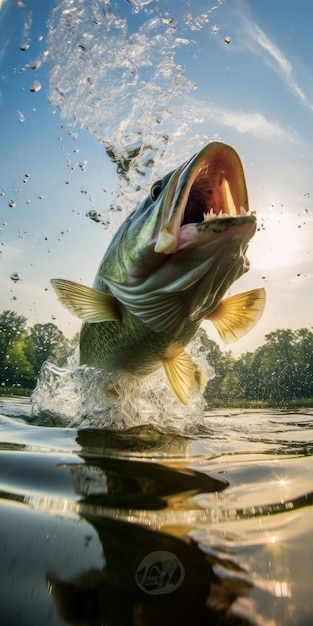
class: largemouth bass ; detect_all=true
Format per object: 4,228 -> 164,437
52,142 -> 265,403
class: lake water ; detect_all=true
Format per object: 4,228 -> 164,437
1,396 -> 313,626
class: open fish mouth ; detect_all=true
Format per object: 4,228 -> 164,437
154,141 -> 254,254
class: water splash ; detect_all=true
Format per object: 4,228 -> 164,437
30,332 -> 214,433
47,0 -> 222,213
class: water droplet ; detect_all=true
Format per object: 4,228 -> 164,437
37,194 -> 44,200
10,272 -> 21,283
20,43 -> 30,52
37,35 -> 43,42
29,80 -> 41,92
51,315 -> 56,320
211,25 -> 220,35
87,209 -> 101,223
30,59 -> 41,70
8,200 -> 16,208
16,110 -> 26,123
224,36 -> 231,44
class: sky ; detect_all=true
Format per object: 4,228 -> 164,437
0,0 -> 313,357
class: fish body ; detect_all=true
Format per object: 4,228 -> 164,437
52,142 -> 265,403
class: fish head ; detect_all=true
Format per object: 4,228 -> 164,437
98,142 -> 258,336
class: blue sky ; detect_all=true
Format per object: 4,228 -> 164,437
1,0 -> 313,356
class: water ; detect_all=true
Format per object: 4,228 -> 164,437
1,396 -> 313,626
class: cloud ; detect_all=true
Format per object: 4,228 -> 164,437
240,9 -> 307,105
210,107 -> 292,141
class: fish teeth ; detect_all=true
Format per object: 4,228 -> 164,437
203,208 -> 215,221
240,206 -> 250,216
203,208 -> 230,221
202,206 -> 251,222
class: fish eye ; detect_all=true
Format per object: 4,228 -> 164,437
150,181 -> 162,201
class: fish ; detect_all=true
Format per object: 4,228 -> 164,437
51,141 -> 265,404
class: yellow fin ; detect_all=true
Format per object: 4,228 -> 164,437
162,349 -> 195,404
207,288 -> 266,344
51,279 -> 120,323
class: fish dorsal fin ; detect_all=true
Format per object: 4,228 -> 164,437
51,279 -> 120,323
207,287 -> 266,344
162,348 -> 195,404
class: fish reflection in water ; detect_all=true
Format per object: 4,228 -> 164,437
1,412 -> 313,626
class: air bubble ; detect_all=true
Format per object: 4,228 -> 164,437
10,272 -> 21,283
224,36 -> 231,44
8,200 -> 16,208
211,25 -> 220,35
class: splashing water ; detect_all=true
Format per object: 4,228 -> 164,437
31,333 -> 214,432
47,0 -> 223,213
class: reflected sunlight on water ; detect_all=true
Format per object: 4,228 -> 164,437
0,398 -> 313,625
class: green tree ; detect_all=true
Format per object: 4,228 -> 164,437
204,337 -> 235,403
293,329 -> 313,398
0,311 -> 32,387
25,323 -> 72,372
5,338 -> 35,387
0,310 -> 27,362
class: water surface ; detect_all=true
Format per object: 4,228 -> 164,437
1,397 -> 313,626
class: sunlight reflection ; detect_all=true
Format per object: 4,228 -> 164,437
273,580 -> 292,598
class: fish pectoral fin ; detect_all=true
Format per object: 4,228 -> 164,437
51,279 -> 120,323
162,349 -> 195,404
206,287 -> 266,344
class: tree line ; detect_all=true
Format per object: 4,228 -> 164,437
0,310 -> 77,390
0,310 -> 312,404
202,328 -> 313,405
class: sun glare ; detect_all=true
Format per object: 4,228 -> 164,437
248,208 -> 300,270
